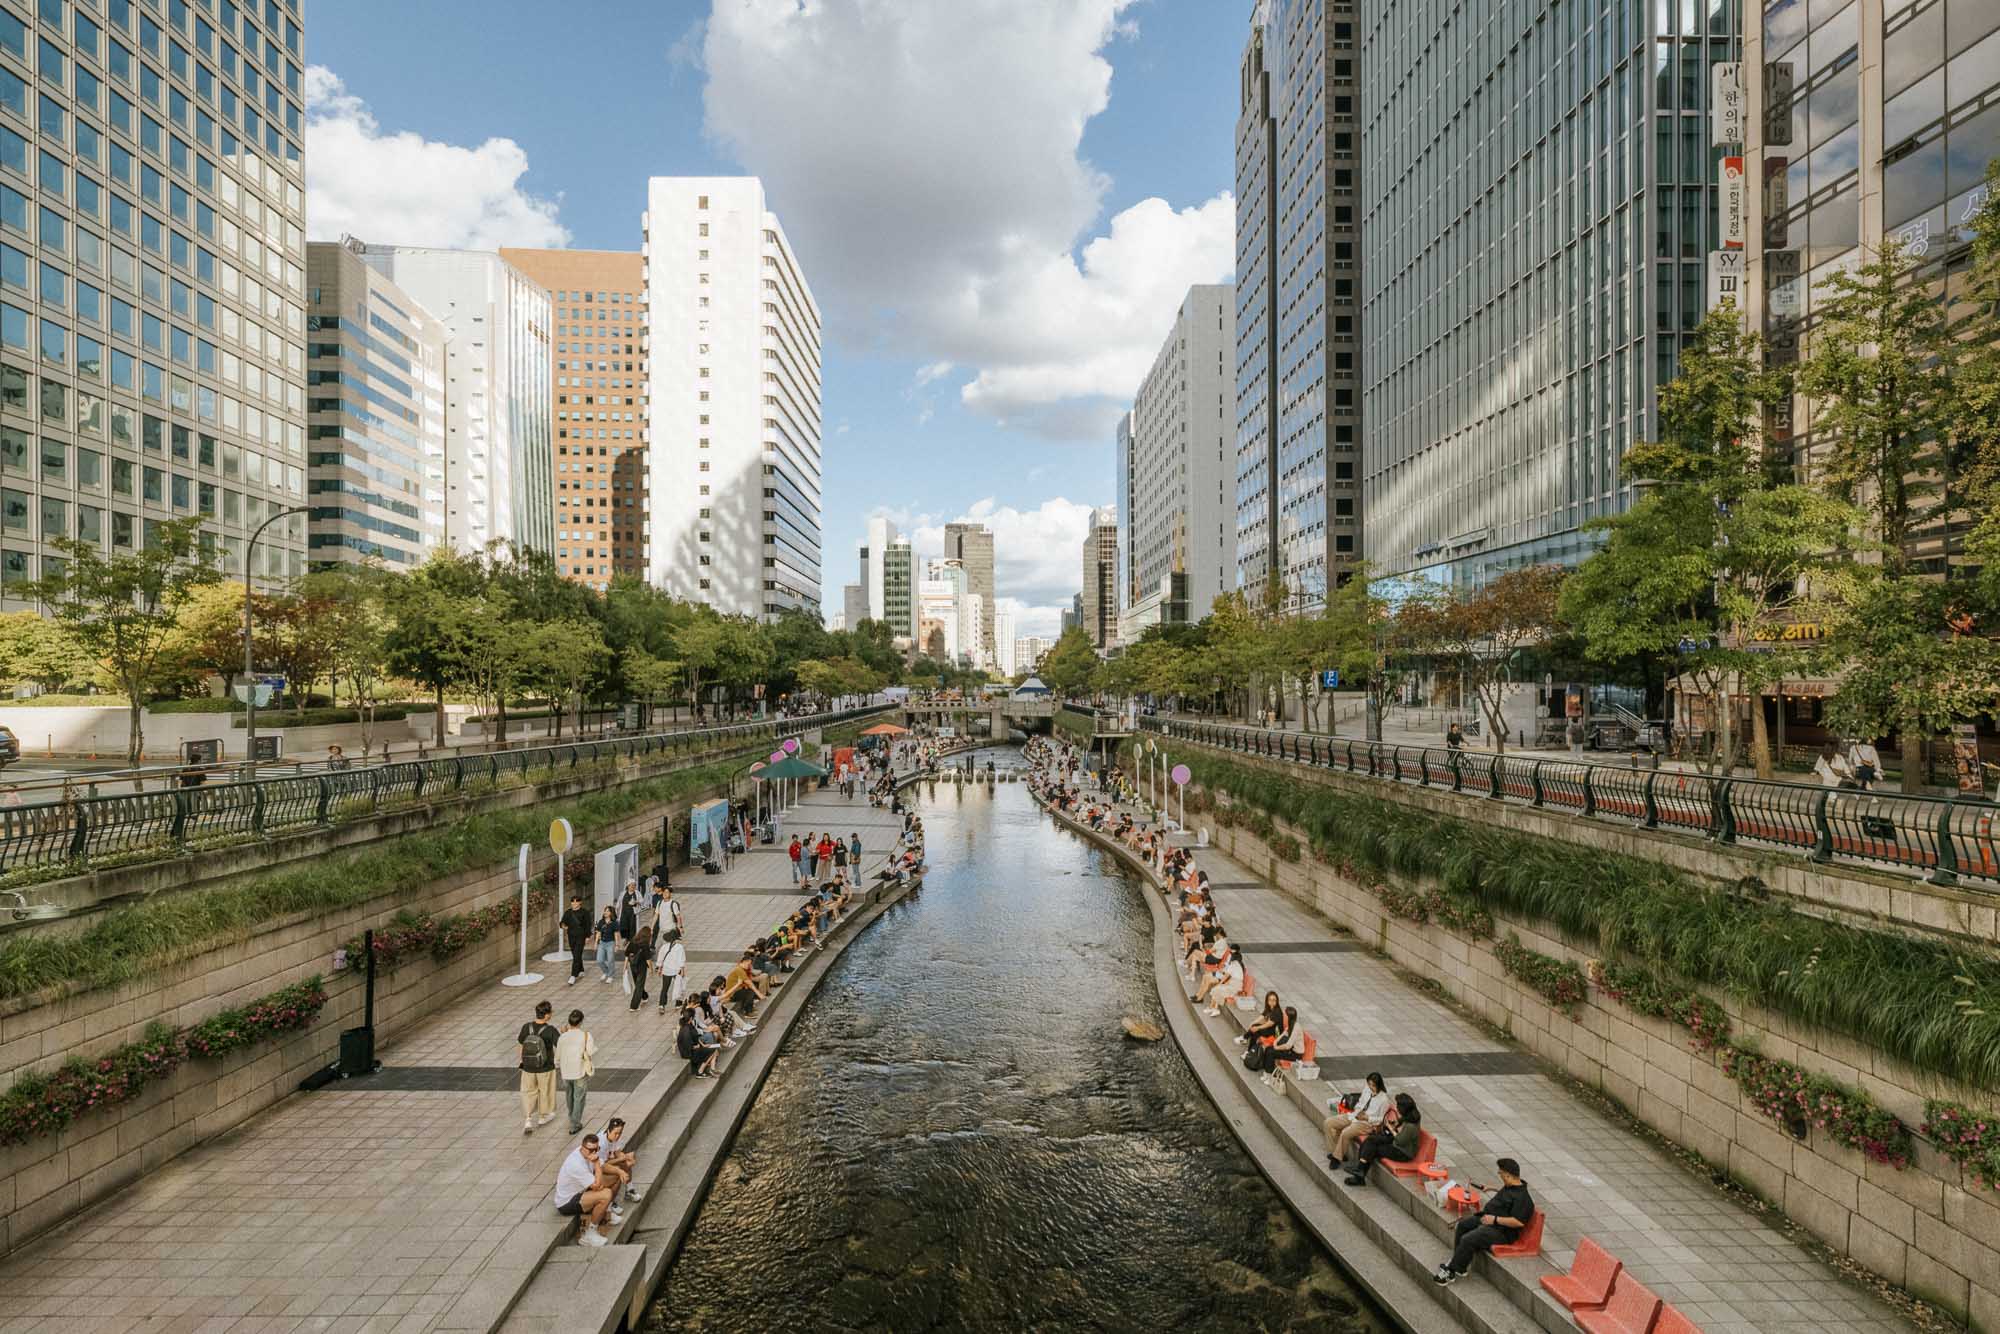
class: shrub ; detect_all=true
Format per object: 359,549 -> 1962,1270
0,975 -> 327,1148
230,703 -> 437,728
147,697 -> 245,714
1594,959 -> 1733,1052
1271,834 -> 1302,862
344,886 -> 553,970
1922,1100 -> 2000,1190
1157,748 -> 2000,1090
1721,1044 -> 1913,1168
0,693 -> 132,707
1494,934 -> 1589,1015
1374,880 -> 1495,938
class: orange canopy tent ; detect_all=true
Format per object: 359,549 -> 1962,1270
860,723 -> 911,736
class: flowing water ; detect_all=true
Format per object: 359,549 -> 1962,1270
648,747 -> 1389,1333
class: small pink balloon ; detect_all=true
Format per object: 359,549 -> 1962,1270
770,750 -> 785,763
783,738 -> 800,754
1171,764 -> 1191,786
749,762 -> 765,775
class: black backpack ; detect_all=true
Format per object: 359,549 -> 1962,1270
519,1024 -> 553,1073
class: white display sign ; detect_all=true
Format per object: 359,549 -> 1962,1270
1707,250 -> 1745,312
1719,156 -> 1745,249
1712,63 -> 1744,146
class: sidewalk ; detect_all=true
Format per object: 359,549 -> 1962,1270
0,768 -> 909,1334
1038,759 -> 1914,1334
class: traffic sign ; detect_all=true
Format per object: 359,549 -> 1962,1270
1320,669 -> 1342,689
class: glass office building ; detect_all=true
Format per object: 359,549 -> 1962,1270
0,0 -> 309,602
1234,6 -> 1278,604
1359,0 -> 1737,586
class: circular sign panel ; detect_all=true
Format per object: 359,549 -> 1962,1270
549,817 -> 573,854
1171,764 -> 1191,786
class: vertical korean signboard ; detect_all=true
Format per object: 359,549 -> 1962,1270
1712,62 -> 1743,146
1719,156 -> 1745,249
1707,249 -> 1745,313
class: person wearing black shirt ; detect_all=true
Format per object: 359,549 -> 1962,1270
1435,1158 -> 1535,1284
560,895 -> 593,984
626,926 -> 655,1011
516,1000 -> 561,1134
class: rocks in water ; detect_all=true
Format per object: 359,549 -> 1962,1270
1121,1015 -> 1166,1042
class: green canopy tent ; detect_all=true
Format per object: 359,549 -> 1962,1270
760,753 -> 828,814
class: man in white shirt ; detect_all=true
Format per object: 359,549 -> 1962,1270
554,1134 -> 618,1247
555,1010 -> 596,1136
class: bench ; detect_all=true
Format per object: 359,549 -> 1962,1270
1575,1272 -> 1662,1334
1653,1305 -> 1701,1334
1385,1127 -> 1437,1177
1538,1236 -> 1619,1311
1491,1206 -> 1543,1258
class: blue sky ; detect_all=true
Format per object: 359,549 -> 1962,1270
307,1 -> 1244,634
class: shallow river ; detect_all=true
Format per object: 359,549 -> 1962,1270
649,748 -> 1388,1333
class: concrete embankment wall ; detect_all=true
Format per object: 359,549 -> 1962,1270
0,761 -> 749,1260
1187,781 -> 2000,1330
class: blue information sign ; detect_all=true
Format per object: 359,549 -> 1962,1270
1320,669 -> 1342,689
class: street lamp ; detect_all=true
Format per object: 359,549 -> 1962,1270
243,505 -> 310,771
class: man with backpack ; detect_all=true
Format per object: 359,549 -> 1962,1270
517,1000 -> 561,1134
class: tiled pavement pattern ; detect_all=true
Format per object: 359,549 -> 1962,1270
1053,762 -> 1913,1334
0,764 -> 911,1333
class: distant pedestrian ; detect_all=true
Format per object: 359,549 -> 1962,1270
592,906 -> 618,982
517,1000 -> 560,1135
561,894 -> 592,984
788,836 -> 804,884
656,927 -> 687,1014
848,832 -> 862,867
626,926 -> 654,1011
656,885 -> 684,940
804,832 -> 820,880
616,881 -> 641,946
556,1009 -> 596,1134
326,744 -> 351,771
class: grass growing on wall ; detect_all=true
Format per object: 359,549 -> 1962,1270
0,752 -> 754,1006
1133,741 -> 2000,1092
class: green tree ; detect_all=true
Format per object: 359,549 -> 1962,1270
27,516 -> 220,764
1417,566 -> 1565,754
164,582 -> 253,698
301,566 -> 395,754
0,610 -> 97,693
520,618 -> 612,738
1038,627 -> 1100,698
381,550 -> 488,748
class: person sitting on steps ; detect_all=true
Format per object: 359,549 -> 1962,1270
1434,1158 -> 1535,1285
1195,946 -> 1246,1014
1322,1072 -> 1391,1170
1344,1093 -> 1421,1185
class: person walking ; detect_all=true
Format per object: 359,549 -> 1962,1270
592,905 -> 619,983
656,885 -> 685,941
517,1000 -> 560,1135
656,927 -> 687,1015
556,1009 -> 596,1135
616,880 -> 641,949
626,926 -> 655,1011
561,894 -> 593,985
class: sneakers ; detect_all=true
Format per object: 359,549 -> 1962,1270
1204,1006 -> 1221,1018
624,1188 -> 643,1202
1433,1266 -> 1460,1286
523,1119 -> 534,1135
579,1229 -> 609,1248
609,1208 -> 625,1225
1234,1035 -> 1248,1045
566,975 -> 576,986
536,1113 -> 555,1126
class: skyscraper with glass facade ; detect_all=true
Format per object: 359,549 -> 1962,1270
1360,1 -> 1737,587
1234,4 -> 1279,605
1742,0 -> 1998,570
0,0 -> 310,602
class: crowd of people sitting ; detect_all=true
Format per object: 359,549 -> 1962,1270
1026,734 -> 1538,1291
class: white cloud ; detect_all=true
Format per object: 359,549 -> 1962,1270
699,1 -> 1233,441
303,67 -> 570,250
910,496 -> 1096,616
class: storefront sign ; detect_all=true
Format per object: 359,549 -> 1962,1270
1763,158 -> 1791,247
1951,724 -> 1984,796
1719,156 -> 1745,249
1764,61 -> 1795,146
1713,62 -> 1744,145
1748,621 -> 1823,644
1707,250 -> 1745,311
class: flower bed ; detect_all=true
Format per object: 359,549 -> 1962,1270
1369,876 -> 1495,937
1494,934 -> 1588,1015
341,884 -> 554,971
1721,1045 -> 1913,1168
1921,1099 -> 2000,1190
1592,960 -> 1733,1052
0,976 -> 327,1148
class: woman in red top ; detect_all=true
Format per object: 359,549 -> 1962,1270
787,837 -> 804,884
815,835 -> 836,881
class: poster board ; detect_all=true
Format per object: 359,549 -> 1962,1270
592,842 -> 639,916
688,798 -> 731,864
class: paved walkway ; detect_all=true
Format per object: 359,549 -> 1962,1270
1036,752 -> 1914,1334
0,764 -> 911,1334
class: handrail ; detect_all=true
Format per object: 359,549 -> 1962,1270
1132,717 -> 1999,890
0,705 -> 891,883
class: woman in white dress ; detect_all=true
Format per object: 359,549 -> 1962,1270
654,928 -> 687,1015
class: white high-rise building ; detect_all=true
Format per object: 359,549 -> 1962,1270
1014,636 -> 1052,675
351,244 -> 555,556
1126,285 -> 1234,625
861,515 -> 897,623
993,604 -> 1017,677
644,178 -> 822,618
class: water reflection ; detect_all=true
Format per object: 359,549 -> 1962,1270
650,750 -> 1386,1333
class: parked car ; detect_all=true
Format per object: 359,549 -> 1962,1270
0,726 -> 18,766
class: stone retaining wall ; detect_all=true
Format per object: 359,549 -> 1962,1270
1195,793 -> 2000,1331
0,777 -> 736,1260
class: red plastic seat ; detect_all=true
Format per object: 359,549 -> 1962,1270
1276,1031 -> 1316,1071
1652,1305 -> 1702,1334
1384,1128 -> 1437,1176
1492,1207 -> 1544,1258
1575,1273 -> 1663,1334
1538,1236 -> 1619,1310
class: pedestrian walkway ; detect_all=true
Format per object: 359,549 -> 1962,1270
1033,752 -> 1914,1334
0,762 -> 910,1334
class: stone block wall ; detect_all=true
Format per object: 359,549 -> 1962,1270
1199,799 -> 2000,1330
0,778 -> 730,1260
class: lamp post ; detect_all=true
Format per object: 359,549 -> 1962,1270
243,505 -> 310,771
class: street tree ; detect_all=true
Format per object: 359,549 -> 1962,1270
1037,627 -> 1100,699
0,610 -> 97,693
1418,566 -> 1565,754
27,515 -> 220,764
521,618 -> 613,738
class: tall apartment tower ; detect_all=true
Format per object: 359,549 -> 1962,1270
1360,3 -> 1734,586
859,513 -> 896,625
643,177 -> 822,619
943,521 -> 995,665
880,537 -> 913,639
1233,1 -> 1363,613
1740,3 -> 1997,570
351,244 -> 554,558
1081,505 -> 1119,652
1126,284 -> 1235,636
305,241 -> 446,569
0,0 -> 311,602
1234,6 -> 1280,603
501,249 -> 647,591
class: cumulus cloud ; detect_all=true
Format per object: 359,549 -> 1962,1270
699,1 -> 1233,441
303,66 -> 570,249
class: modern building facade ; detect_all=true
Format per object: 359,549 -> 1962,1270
1234,6 -> 1280,604
1081,504 -> 1118,651
500,247 -> 645,591
880,536 -> 913,639
1126,284 -> 1234,627
943,520 -> 995,664
841,580 -> 866,629
351,243 -> 553,558
1740,0 -> 1998,571
993,602 -> 1016,676
859,513 -> 895,623
1014,634 -> 1050,674
305,241 -> 444,570
643,176 -> 821,619
0,0 -> 312,600
1359,1 -> 1734,586
1234,0 -> 1363,612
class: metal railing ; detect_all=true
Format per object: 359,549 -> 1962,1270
0,705 -> 889,881
1134,718 -> 2000,889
